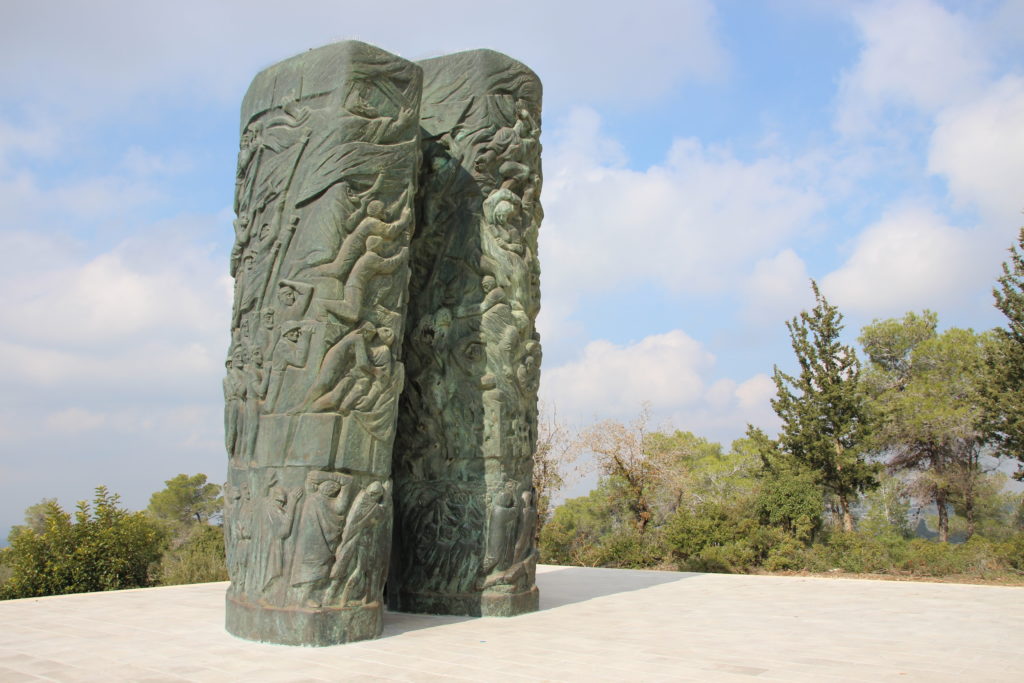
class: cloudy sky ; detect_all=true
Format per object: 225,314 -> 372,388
1,0 -> 1022,536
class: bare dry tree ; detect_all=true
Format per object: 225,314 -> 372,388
576,404 -> 657,534
533,402 -> 578,540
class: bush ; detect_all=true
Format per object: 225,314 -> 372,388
157,524 -> 227,585
589,529 -> 664,568
755,467 -> 823,542
1,487 -> 167,599
997,532 -> 1024,571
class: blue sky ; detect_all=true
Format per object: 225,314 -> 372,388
1,0 -> 1023,536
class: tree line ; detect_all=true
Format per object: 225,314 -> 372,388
0,474 -> 226,599
535,230 -> 1024,579
5,230 -> 1024,596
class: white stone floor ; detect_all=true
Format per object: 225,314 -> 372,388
0,565 -> 1020,682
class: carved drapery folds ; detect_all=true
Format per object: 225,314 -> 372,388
223,43 -> 541,646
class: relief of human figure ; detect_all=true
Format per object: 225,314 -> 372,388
512,489 -> 537,564
229,215 -> 252,277
515,340 -> 542,397
256,485 -> 303,592
226,482 -> 255,592
340,84 -> 415,144
276,280 -> 313,323
302,196 -> 412,324
290,471 -> 354,607
223,348 -> 247,459
232,240 -> 280,329
223,482 -> 240,577
331,480 -> 391,605
300,321 -> 374,413
290,174 -> 385,269
482,187 -> 525,253
242,346 -> 271,460
236,95 -> 312,217
348,326 -> 397,413
483,488 -> 519,575
264,322 -> 313,414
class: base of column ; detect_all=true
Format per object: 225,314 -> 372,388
225,594 -> 382,646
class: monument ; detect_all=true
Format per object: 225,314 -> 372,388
222,41 -> 542,646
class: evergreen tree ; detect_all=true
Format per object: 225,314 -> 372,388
861,313 -> 989,541
980,227 -> 1024,479
147,473 -> 222,527
770,281 -> 878,532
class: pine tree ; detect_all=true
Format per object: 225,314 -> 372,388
981,227 -> 1024,479
861,313 -> 988,542
771,281 -> 879,531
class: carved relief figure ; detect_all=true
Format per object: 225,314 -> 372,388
291,471 -> 354,607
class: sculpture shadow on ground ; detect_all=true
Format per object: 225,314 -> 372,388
535,565 -> 698,610
376,565 -> 697,637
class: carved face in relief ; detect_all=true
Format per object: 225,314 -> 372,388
377,327 -> 395,347
366,481 -> 384,503
366,200 -> 385,219
278,286 -> 297,306
493,200 -> 517,226
271,487 -> 287,507
319,480 -> 342,498
261,308 -> 275,329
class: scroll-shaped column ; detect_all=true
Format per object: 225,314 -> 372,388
390,50 -> 542,617
223,41 -> 421,646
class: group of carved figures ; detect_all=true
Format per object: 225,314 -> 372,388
224,470 -> 391,608
392,61 -> 544,602
224,77 -> 417,465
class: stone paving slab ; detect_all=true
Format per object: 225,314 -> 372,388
0,565 -> 1020,681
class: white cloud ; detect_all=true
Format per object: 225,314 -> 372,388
0,118 -> 59,171
0,0 -> 726,113
540,331 -> 777,444
0,221 -> 230,535
121,146 -> 193,177
542,331 -> 713,419
836,0 -> 990,134
540,108 -> 823,300
0,228 -> 228,351
46,408 -> 106,433
741,249 -> 813,324
821,205 -> 989,316
929,75 -> 1024,224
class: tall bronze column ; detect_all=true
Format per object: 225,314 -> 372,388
390,50 -> 543,617
223,41 -> 421,646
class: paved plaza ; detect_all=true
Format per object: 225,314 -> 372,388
0,564 -> 1020,682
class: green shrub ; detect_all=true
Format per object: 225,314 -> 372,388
997,532 -> 1024,570
755,467 -> 823,543
157,524 -> 227,586
586,529 -> 664,569
1,488 -> 167,599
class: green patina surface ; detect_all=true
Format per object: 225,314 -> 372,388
222,42 -> 542,646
